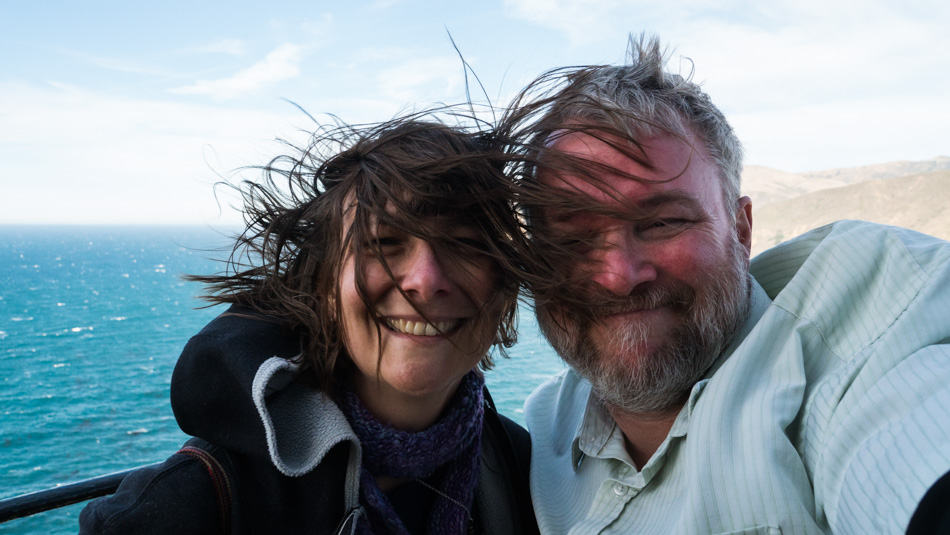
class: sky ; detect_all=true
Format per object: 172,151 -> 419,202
1,0 -> 947,225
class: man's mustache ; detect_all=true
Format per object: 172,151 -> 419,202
577,283 -> 696,319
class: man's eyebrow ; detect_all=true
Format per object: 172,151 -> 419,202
545,191 -> 705,225
631,191 -> 704,212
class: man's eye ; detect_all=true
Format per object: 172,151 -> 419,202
558,230 -> 599,255
564,238 -> 593,255
639,219 -> 690,238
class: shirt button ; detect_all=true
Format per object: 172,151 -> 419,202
613,484 -> 627,496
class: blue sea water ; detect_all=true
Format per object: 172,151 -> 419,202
0,225 -> 563,534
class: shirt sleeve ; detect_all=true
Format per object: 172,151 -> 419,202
829,344 -> 950,534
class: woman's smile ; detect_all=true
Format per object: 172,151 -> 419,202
384,317 -> 465,337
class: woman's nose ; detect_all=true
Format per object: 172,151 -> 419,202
399,240 -> 452,299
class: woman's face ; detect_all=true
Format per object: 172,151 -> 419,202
337,206 -> 500,428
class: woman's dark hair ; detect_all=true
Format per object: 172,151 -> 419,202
190,112 -> 525,395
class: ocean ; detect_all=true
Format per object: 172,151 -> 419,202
0,225 -> 564,534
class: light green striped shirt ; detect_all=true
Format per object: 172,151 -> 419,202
525,221 -> 950,534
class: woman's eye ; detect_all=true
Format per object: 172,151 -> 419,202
456,237 -> 489,251
363,237 -> 401,251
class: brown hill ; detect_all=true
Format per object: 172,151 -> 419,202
742,157 -> 950,207
751,170 -> 950,255
800,156 -> 950,184
742,165 -> 848,206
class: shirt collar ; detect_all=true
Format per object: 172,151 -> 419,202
570,379 -> 707,472
571,392 -> 613,470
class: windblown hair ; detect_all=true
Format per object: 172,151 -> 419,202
500,33 -> 743,211
189,112 -> 525,395
496,34 -> 745,327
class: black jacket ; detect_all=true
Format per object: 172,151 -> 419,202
79,307 -> 538,534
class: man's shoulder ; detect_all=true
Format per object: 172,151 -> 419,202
524,369 -> 590,436
751,221 -> 950,326
742,220 -> 950,371
752,220 -> 950,292
526,368 -> 588,406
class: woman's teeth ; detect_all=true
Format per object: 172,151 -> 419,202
386,318 -> 459,336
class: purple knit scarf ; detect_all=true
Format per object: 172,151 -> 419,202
340,371 -> 485,535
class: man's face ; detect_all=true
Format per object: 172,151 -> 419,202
536,129 -> 753,413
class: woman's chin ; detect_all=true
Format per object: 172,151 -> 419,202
382,369 -> 466,402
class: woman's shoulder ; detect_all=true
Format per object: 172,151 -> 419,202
170,306 -> 303,459
186,305 -> 300,358
478,389 -> 539,535
172,305 -> 301,405
490,411 -> 531,465
482,388 -> 531,464
79,440 -> 224,534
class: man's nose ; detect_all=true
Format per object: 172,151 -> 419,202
588,233 -> 657,295
400,240 -> 452,299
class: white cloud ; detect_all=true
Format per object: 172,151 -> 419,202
376,56 -> 468,105
196,39 -> 245,56
503,0 -> 950,55
63,50 -> 174,76
665,2 -> 950,151
169,43 -> 304,100
503,0 -> 632,46
732,93 -> 950,172
367,0 -> 403,9
502,0 -> 950,172
299,13 -> 336,48
0,82 -> 306,225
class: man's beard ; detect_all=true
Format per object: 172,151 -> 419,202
538,235 -> 752,414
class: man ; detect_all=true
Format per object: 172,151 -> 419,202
512,36 -> 950,534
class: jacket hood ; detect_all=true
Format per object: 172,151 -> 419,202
251,355 -> 362,477
170,306 -> 310,460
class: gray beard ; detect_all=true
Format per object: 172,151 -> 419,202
538,236 -> 752,414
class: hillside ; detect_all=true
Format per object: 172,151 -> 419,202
742,156 -> 950,206
742,166 -> 848,206
750,169 -> 950,255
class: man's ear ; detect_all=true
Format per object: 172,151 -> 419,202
735,196 -> 753,255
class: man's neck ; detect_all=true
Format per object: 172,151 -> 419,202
606,403 -> 683,470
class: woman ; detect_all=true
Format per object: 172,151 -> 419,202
79,115 -> 537,534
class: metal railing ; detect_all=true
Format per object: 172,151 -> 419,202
0,463 -> 161,523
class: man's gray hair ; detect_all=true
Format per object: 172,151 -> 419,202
508,34 -> 744,211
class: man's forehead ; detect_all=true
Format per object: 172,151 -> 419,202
533,128 -> 722,218
542,126 -> 698,164
535,149 -> 672,204
541,128 -> 647,167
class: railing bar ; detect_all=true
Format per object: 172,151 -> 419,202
0,463 -> 162,523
